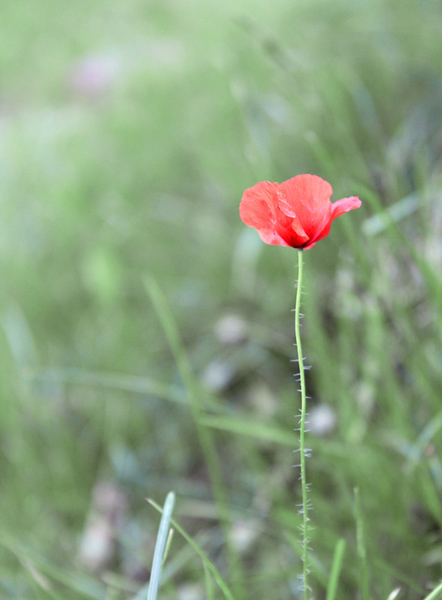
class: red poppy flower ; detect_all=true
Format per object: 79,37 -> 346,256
239,174 -> 361,250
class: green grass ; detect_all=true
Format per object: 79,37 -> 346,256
1,0 -> 442,598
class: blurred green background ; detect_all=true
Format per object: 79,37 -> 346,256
1,0 -> 442,598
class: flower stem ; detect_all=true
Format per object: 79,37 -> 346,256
294,250 -> 310,599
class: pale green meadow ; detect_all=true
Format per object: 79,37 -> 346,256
1,1 -> 442,599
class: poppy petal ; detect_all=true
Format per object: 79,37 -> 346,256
240,181 -> 291,246
239,181 -> 278,228
306,195 -> 362,248
331,196 -> 362,219
305,222 -> 332,248
279,175 -> 333,240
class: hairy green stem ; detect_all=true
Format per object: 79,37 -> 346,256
294,251 -> 310,599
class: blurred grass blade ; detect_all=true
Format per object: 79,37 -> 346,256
357,185 -> 442,323
422,581 -> 442,600
200,414 -> 294,446
424,583 -> 442,600
362,192 -> 421,236
148,498 -> 235,600
354,488 -> 370,600
326,538 -> 346,600
418,468 -> 442,529
203,561 -> 215,600
144,276 -> 246,599
24,367 -> 188,405
147,492 -> 176,600
144,277 -> 198,401
19,557 -> 52,594
373,558 -> 422,593
0,534 -> 104,599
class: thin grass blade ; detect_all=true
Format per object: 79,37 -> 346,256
354,487 -> 370,600
326,538 -> 346,600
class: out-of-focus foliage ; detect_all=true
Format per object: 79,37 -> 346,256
1,0 -> 442,598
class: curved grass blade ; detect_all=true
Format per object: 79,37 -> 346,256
147,492 -> 176,600
0,534 -> 105,599
148,498 -> 235,600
